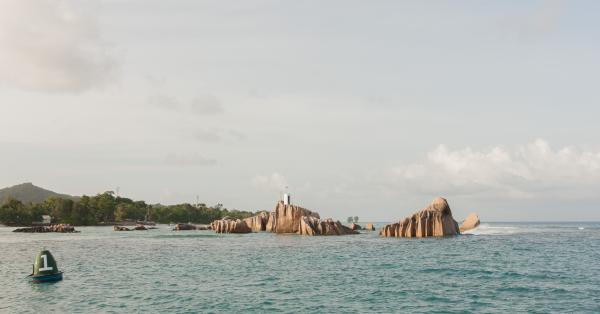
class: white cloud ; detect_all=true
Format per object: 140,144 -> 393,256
495,0 -> 565,43
0,0 -> 117,92
148,94 -> 180,110
150,94 -> 224,115
390,139 -> 600,199
252,173 -> 288,191
190,95 -> 224,115
193,130 -> 223,142
193,128 -> 246,143
164,153 -> 217,167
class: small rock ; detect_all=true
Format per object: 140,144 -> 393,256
459,213 -> 480,233
14,224 -> 77,233
364,223 -> 375,231
113,225 -> 132,231
349,223 -> 362,231
211,218 -> 251,233
174,223 -> 197,231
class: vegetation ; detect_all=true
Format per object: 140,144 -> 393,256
346,216 -> 359,224
0,191 -> 255,226
0,182 -> 77,204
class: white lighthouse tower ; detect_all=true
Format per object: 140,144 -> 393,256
282,186 -> 290,205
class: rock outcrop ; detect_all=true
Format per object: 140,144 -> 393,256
114,225 -> 153,231
380,197 -> 460,238
174,223 -> 196,231
459,213 -> 480,232
211,218 -> 252,234
243,211 -> 269,232
364,223 -> 375,231
173,223 -> 210,231
299,217 -> 358,236
212,201 -> 356,236
266,201 -> 320,234
13,224 -> 77,233
113,225 -> 132,231
349,223 -> 362,231
265,211 -> 276,231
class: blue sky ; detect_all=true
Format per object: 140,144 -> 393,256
1,0 -> 600,221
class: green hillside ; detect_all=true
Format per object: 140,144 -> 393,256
0,183 -> 77,204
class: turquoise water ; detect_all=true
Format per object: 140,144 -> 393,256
1,222 -> 599,313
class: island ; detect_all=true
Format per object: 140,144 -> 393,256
211,201 -> 358,236
380,197 -> 480,237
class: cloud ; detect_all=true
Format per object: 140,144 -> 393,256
148,94 -> 180,110
495,0 -> 566,43
0,0 -> 117,92
193,129 -> 246,143
190,95 -> 224,115
150,94 -> 224,115
164,153 -> 217,167
389,139 -> 600,199
252,173 -> 288,191
193,130 -> 223,142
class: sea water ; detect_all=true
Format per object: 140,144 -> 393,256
1,222 -> 599,313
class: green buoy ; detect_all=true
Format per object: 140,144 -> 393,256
28,249 -> 63,283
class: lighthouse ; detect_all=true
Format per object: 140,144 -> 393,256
283,192 -> 290,205
282,186 -> 291,205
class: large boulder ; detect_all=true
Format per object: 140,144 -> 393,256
364,223 -> 375,231
298,216 -> 358,236
211,218 -> 252,234
349,223 -> 362,231
174,223 -> 197,231
319,219 -> 358,235
113,225 -> 132,231
243,211 -> 269,232
265,211 -> 276,231
133,225 -> 148,231
211,201 -> 357,236
266,201 -> 320,234
14,224 -> 77,233
13,226 -> 47,233
48,224 -> 76,232
459,213 -> 480,232
298,215 -> 320,236
195,224 -> 210,230
380,197 -> 460,238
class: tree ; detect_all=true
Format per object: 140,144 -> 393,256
353,216 -> 359,223
93,192 -> 117,223
0,191 -> 256,226
47,198 -> 74,224
71,201 -> 94,225
0,198 -> 34,226
347,216 -> 353,223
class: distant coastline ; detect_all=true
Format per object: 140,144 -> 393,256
0,183 -> 255,227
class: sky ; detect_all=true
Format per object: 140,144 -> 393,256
1,0 -> 600,221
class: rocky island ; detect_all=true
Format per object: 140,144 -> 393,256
13,224 -> 77,233
380,197 -> 479,238
212,201 -> 357,236
460,212 -> 481,232
113,225 -> 158,231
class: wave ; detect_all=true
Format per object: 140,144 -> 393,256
462,223 -> 521,235
462,223 -> 596,235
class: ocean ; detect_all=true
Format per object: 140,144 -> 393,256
1,222 -> 599,313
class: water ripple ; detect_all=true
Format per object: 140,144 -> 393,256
1,223 -> 599,313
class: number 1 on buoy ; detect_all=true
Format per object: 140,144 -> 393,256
39,254 -> 53,271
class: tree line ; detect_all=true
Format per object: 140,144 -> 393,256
0,191 -> 255,226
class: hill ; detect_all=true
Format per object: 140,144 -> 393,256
0,183 -> 78,204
